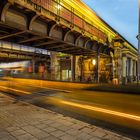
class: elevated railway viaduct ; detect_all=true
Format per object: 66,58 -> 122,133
0,0 -> 138,83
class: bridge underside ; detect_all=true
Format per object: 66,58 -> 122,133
0,0 -> 111,56
0,23 -> 93,56
0,58 -> 20,63
0,46 -> 50,62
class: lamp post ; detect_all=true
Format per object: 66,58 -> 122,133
136,0 -> 140,85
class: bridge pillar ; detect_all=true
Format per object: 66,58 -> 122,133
71,55 -> 76,82
130,58 -> 134,83
126,58 -> 131,82
96,53 -> 100,83
114,47 -> 122,84
75,56 -> 81,82
122,56 -> 127,85
81,57 -> 84,82
133,60 -> 137,81
50,52 -> 60,80
32,59 -> 35,74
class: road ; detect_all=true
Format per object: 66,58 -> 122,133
0,77 -> 140,139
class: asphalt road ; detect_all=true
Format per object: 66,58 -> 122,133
0,78 -> 140,139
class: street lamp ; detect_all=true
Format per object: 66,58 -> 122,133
92,59 -> 96,66
136,0 -> 140,85
91,59 -> 96,83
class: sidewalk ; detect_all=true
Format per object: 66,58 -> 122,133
0,93 -> 132,140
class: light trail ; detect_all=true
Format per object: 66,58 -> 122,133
5,79 -> 72,93
0,86 -> 31,94
61,100 -> 140,122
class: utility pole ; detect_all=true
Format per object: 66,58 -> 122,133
136,0 -> 140,85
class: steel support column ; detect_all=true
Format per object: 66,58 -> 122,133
50,52 -> 60,80
130,58 -> 133,83
80,57 -> 84,82
133,60 -> 137,80
122,56 -> 127,84
96,53 -> 100,83
32,59 -> 35,74
71,55 -> 76,82
137,0 -> 140,84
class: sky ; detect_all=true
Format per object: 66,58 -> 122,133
82,0 -> 138,48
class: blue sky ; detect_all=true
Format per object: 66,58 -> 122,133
82,0 -> 138,48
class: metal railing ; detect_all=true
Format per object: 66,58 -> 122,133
25,0 -> 107,43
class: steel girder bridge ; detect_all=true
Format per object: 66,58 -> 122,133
0,0 -> 138,83
0,0 -> 114,56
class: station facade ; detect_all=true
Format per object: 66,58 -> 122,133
0,0 -> 138,84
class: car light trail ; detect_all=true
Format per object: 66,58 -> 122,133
61,100 -> 140,121
0,86 -> 31,94
5,79 -> 72,93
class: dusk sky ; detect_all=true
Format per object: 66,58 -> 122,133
82,0 -> 138,49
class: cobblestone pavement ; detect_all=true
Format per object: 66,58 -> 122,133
0,93 -> 133,140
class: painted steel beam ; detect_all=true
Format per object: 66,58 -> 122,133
46,44 -> 67,50
58,46 -> 77,52
18,36 -> 46,44
0,30 -> 27,40
34,40 -> 58,47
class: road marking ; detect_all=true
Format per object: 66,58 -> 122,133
61,100 -> 140,121
0,86 -> 31,94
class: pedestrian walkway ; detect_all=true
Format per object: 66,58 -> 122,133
0,93 -> 132,140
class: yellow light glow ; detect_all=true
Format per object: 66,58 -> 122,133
65,0 -> 116,37
56,5 -> 61,10
0,86 -> 31,94
61,100 -> 140,121
92,59 -> 96,65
